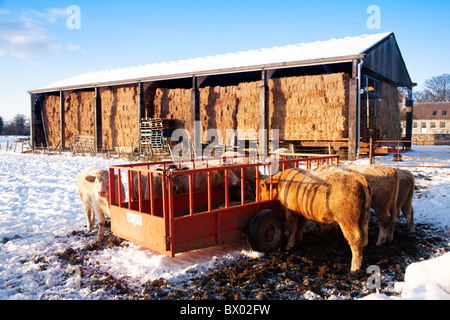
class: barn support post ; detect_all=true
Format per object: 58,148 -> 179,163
259,69 -> 275,155
137,81 -> 144,152
60,90 -> 65,149
191,76 -> 201,158
404,88 -> 414,149
348,59 -> 363,161
94,87 -> 102,152
30,93 -> 36,150
191,76 -> 206,158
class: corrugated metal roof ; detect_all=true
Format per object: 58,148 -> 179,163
31,32 -> 395,93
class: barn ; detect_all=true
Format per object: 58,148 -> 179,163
28,32 -> 414,160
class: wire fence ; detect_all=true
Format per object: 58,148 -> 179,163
368,139 -> 450,168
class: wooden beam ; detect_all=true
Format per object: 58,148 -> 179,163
191,76 -> 207,158
30,94 -> 35,150
348,60 -> 359,161
94,87 -> 102,152
259,69 -> 275,155
404,89 -> 414,148
191,77 -> 200,157
137,82 -> 143,151
60,90 -> 65,149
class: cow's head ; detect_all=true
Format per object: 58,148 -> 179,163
259,174 -> 280,201
85,170 -> 110,199
216,166 -> 241,187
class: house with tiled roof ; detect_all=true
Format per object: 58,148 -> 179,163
401,102 -> 450,142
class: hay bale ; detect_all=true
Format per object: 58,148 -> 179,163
269,73 -> 349,140
101,86 -> 139,150
63,92 -> 95,144
146,73 -> 349,144
378,81 -> 402,140
152,87 -> 191,134
42,94 -> 61,146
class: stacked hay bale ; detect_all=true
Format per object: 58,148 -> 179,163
147,73 -> 349,144
377,81 -> 402,140
63,91 -> 95,144
39,72 -> 402,152
269,73 -> 349,140
235,81 -> 259,140
101,86 -> 139,150
201,85 -> 243,145
42,94 -> 61,146
100,88 -> 115,149
152,87 -> 191,132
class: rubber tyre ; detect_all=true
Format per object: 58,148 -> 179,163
248,209 -> 285,253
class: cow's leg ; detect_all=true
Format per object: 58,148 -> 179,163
404,206 -> 415,233
84,206 -> 94,232
404,187 -> 415,234
295,216 -> 307,247
338,222 -> 363,273
285,209 -> 299,251
386,208 -> 399,243
374,206 -> 390,246
94,210 -> 106,240
386,198 -> 400,243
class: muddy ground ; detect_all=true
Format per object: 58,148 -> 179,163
52,169 -> 450,300
56,214 -> 449,300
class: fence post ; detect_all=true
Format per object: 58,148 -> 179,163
423,141 -> 425,167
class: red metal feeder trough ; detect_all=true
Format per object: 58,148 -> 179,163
108,154 -> 339,257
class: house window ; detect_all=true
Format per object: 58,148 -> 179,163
430,122 -> 436,129
441,122 -> 446,129
421,122 -> 427,133
433,111 -> 437,115
413,122 -> 417,128
443,111 -> 448,116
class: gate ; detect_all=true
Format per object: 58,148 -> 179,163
368,139 -> 450,168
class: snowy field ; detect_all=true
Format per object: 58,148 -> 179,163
0,136 -> 449,300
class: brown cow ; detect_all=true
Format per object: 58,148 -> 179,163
77,167 -> 125,240
132,166 -> 184,200
260,168 -> 371,272
315,164 -> 399,246
180,166 -> 241,193
394,168 -> 415,234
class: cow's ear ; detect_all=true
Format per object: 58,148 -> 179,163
85,175 -> 96,183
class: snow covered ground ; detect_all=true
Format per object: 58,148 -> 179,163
0,136 -> 449,300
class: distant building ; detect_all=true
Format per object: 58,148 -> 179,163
401,102 -> 450,143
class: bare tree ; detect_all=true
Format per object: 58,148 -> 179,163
3,114 -> 30,135
414,74 -> 450,102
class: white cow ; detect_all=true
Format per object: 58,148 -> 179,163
77,167 -> 124,240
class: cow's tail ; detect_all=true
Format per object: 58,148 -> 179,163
360,180 -> 371,247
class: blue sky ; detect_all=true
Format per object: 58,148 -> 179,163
0,0 -> 449,122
